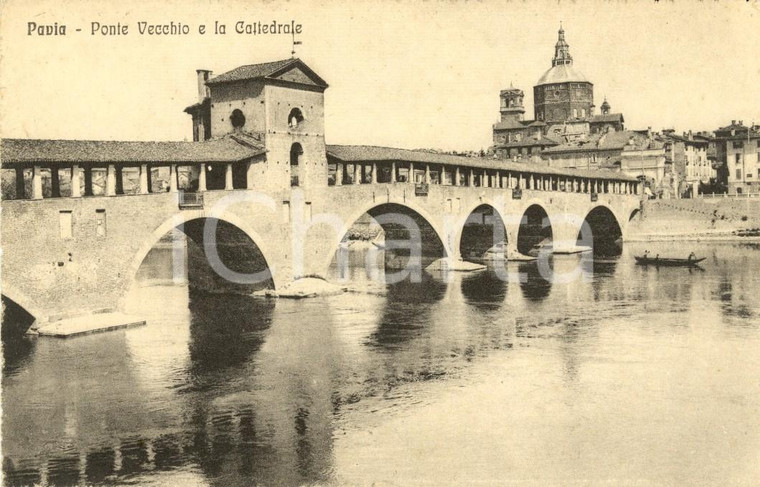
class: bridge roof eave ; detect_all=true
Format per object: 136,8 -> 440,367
0,138 -> 266,167
326,145 -> 640,182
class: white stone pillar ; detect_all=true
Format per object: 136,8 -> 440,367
106,164 -> 116,196
224,163 -> 233,190
372,162 -> 377,184
391,161 -> 397,183
139,164 -> 149,194
354,163 -> 360,184
336,162 -> 343,186
71,165 -> 81,198
454,167 -> 460,186
409,162 -> 415,184
198,163 -> 207,191
469,168 -> 474,186
246,161 -> 255,189
425,164 -> 431,184
32,165 -> 43,200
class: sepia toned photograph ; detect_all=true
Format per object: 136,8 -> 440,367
1,0 -> 759,485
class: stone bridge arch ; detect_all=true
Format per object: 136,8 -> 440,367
320,198 -> 450,276
1,284 -> 45,327
122,210 -> 279,308
576,203 -> 625,257
454,201 -> 509,261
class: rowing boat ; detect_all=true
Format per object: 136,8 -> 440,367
634,256 -> 705,267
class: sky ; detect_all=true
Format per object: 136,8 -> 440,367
1,0 -> 759,152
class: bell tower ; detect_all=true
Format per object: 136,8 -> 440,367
499,86 -> 525,124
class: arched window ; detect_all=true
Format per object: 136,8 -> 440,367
288,108 -> 304,128
290,143 -> 303,187
230,109 -> 246,129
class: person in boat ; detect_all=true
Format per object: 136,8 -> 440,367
643,250 -> 650,259
687,252 -> 696,262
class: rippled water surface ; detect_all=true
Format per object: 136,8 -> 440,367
3,242 -> 760,486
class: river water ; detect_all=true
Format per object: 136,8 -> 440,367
3,242 -> 760,486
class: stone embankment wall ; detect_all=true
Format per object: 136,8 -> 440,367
627,197 -> 760,240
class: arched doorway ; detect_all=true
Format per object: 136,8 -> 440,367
577,206 -> 623,257
517,204 -> 553,256
459,204 -> 507,263
290,143 -> 303,187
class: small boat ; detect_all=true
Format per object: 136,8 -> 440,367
634,255 -> 705,267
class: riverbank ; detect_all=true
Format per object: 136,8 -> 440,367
627,198 -> 760,241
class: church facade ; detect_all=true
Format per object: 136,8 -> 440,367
493,26 -> 624,161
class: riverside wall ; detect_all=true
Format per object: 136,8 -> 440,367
627,197 -> 760,241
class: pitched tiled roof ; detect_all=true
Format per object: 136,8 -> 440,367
0,136 -> 265,165
206,58 -> 328,87
496,137 -> 559,148
542,130 -> 642,154
589,113 -> 624,124
326,145 -> 638,181
493,118 -> 530,130
666,134 -> 708,146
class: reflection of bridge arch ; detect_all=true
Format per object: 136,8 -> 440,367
516,203 -> 553,255
125,210 -> 278,301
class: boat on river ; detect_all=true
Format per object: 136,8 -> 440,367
634,255 -> 705,267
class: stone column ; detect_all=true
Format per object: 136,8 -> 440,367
354,163 -> 360,184
246,161 -> 255,189
71,165 -> 81,198
469,168 -> 474,187
106,164 -> 116,196
335,162 -> 343,186
168,165 -> 178,192
518,173 -> 523,188
84,167 -> 93,196
15,167 -> 25,199
371,162 -> 377,184
409,162 -> 415,184
224,163 -> 232,190
425,164 -> 431,184
32,165 -> 43,200
391,161 -> 397,183
51,167 -> 61,197
139,164 -> 149,194
198,163 -> 207,191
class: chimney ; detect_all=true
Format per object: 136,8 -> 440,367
739,120 -> 744,126
196,69 -> 212,102
688,130 -> 693,141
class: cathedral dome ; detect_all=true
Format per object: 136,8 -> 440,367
536,63 -> 589,86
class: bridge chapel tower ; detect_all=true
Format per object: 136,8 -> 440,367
186,58 -> 330,190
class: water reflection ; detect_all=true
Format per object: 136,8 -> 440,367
3,242 -> 760,486
460,268 -> 507,310
517,261 -> 552,301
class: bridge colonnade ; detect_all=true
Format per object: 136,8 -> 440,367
4,161 -> 259,201
328,158 -> 641,197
